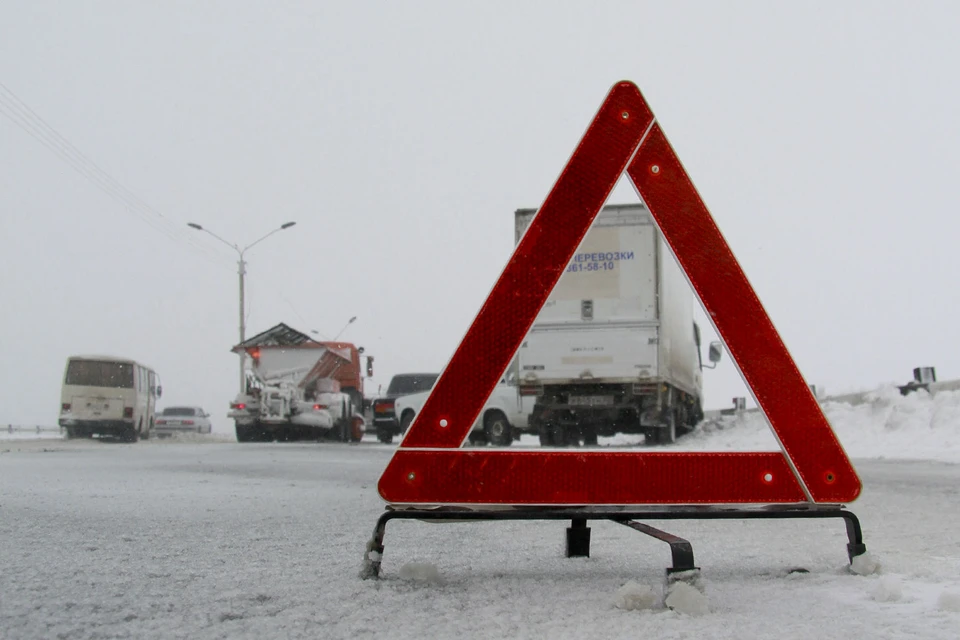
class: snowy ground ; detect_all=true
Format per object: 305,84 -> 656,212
1,387 -> 959,639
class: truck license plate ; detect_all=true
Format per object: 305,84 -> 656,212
568,395 -> 614,407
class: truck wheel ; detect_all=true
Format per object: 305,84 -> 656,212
551,423 -> 574,447
350,416 -> 365,442
484,411 -> 513,447
468,430 -> 488,445
657,411 -> 677,445
687,402 -> 704,432
675,404 -> 693,436
336,400 -> 351,442
582,427 -> 599,446
538,422 -> 554,446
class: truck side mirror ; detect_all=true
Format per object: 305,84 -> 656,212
708,342 -> 723,364
156,385 -> 163,398
366,356 -> 374,378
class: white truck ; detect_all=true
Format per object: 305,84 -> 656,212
227,326 -> 366,443
514,203 -> 723,446
393,377 -> 535,447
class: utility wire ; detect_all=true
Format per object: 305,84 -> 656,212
0,81 -> 318,331
0,82 -> 228,269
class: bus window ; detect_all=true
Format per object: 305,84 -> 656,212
65,359 -> 135,389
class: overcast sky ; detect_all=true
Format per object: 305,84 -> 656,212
2,1 -> 959,432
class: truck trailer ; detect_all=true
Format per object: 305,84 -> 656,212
514,203 -> 722,446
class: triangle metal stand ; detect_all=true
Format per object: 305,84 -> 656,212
360,504 -> 867,580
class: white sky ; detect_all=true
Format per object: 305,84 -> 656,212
2,1 -> 959,428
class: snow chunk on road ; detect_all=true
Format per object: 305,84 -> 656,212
665,581 -> 709,616
937,590 -> 960,612
850,553 -> 882,576
398,562 -> 441,583
612,581 -> 659,611
870,577 -> 903,602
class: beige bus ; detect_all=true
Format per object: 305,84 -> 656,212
58,355 -> 162,442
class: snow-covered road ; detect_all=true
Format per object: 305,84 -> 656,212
1,433 -> 959,639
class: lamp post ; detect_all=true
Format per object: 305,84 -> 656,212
311,316 -> 357,342
334,316 -> 357,341
187,221 -> 297,392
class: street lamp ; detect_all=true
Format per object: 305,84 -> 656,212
187,220 -> 297,392
310,316 -> 357,342
334,316 -> 357,341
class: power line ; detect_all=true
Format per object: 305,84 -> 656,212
0,82 -> 228,269
0,81 -> 319,331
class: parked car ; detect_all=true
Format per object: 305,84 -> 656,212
393,378 -> 535,447
371,373 -> 439,443
155,406 -> 213,437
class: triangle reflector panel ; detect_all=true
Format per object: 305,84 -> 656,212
378,81 -> 861,507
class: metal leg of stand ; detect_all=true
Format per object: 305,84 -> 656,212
359,511 -> 391,579
359,506 -> 867,580
566,518 -> 591,557
613,519 -> 699,574
839,511 -> 867,562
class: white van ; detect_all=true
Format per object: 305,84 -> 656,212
58,355 -> 162,442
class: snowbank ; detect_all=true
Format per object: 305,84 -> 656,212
658,386 -> 960,463
600,385 -> 960,463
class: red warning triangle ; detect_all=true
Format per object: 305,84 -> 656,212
378,81 -> 861,507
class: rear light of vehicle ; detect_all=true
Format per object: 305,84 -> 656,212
519,385 -> 542,397
374,400 -> 394,414
183,420 -> 194,425
313,404 -> 328,410
156,419 -> 167,425
61,403 -> 71,412
231,402 -> 246,410
123,407 -> 134,418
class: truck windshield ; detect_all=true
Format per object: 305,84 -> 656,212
65,360 -> 135,389
387,374 -> 438,395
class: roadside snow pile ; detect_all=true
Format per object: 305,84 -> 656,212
612,581 -> 659,611
0,430 -> 63,441
398,562 -> 442,583
680,386 -> 960,463
869,577 -> 903,602
938,591 -> 960,612
664,581 -> 709,616
611,578 -> 709,615
850,553 -> 882,576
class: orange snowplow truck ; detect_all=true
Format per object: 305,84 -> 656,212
227,323 -> 374,442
